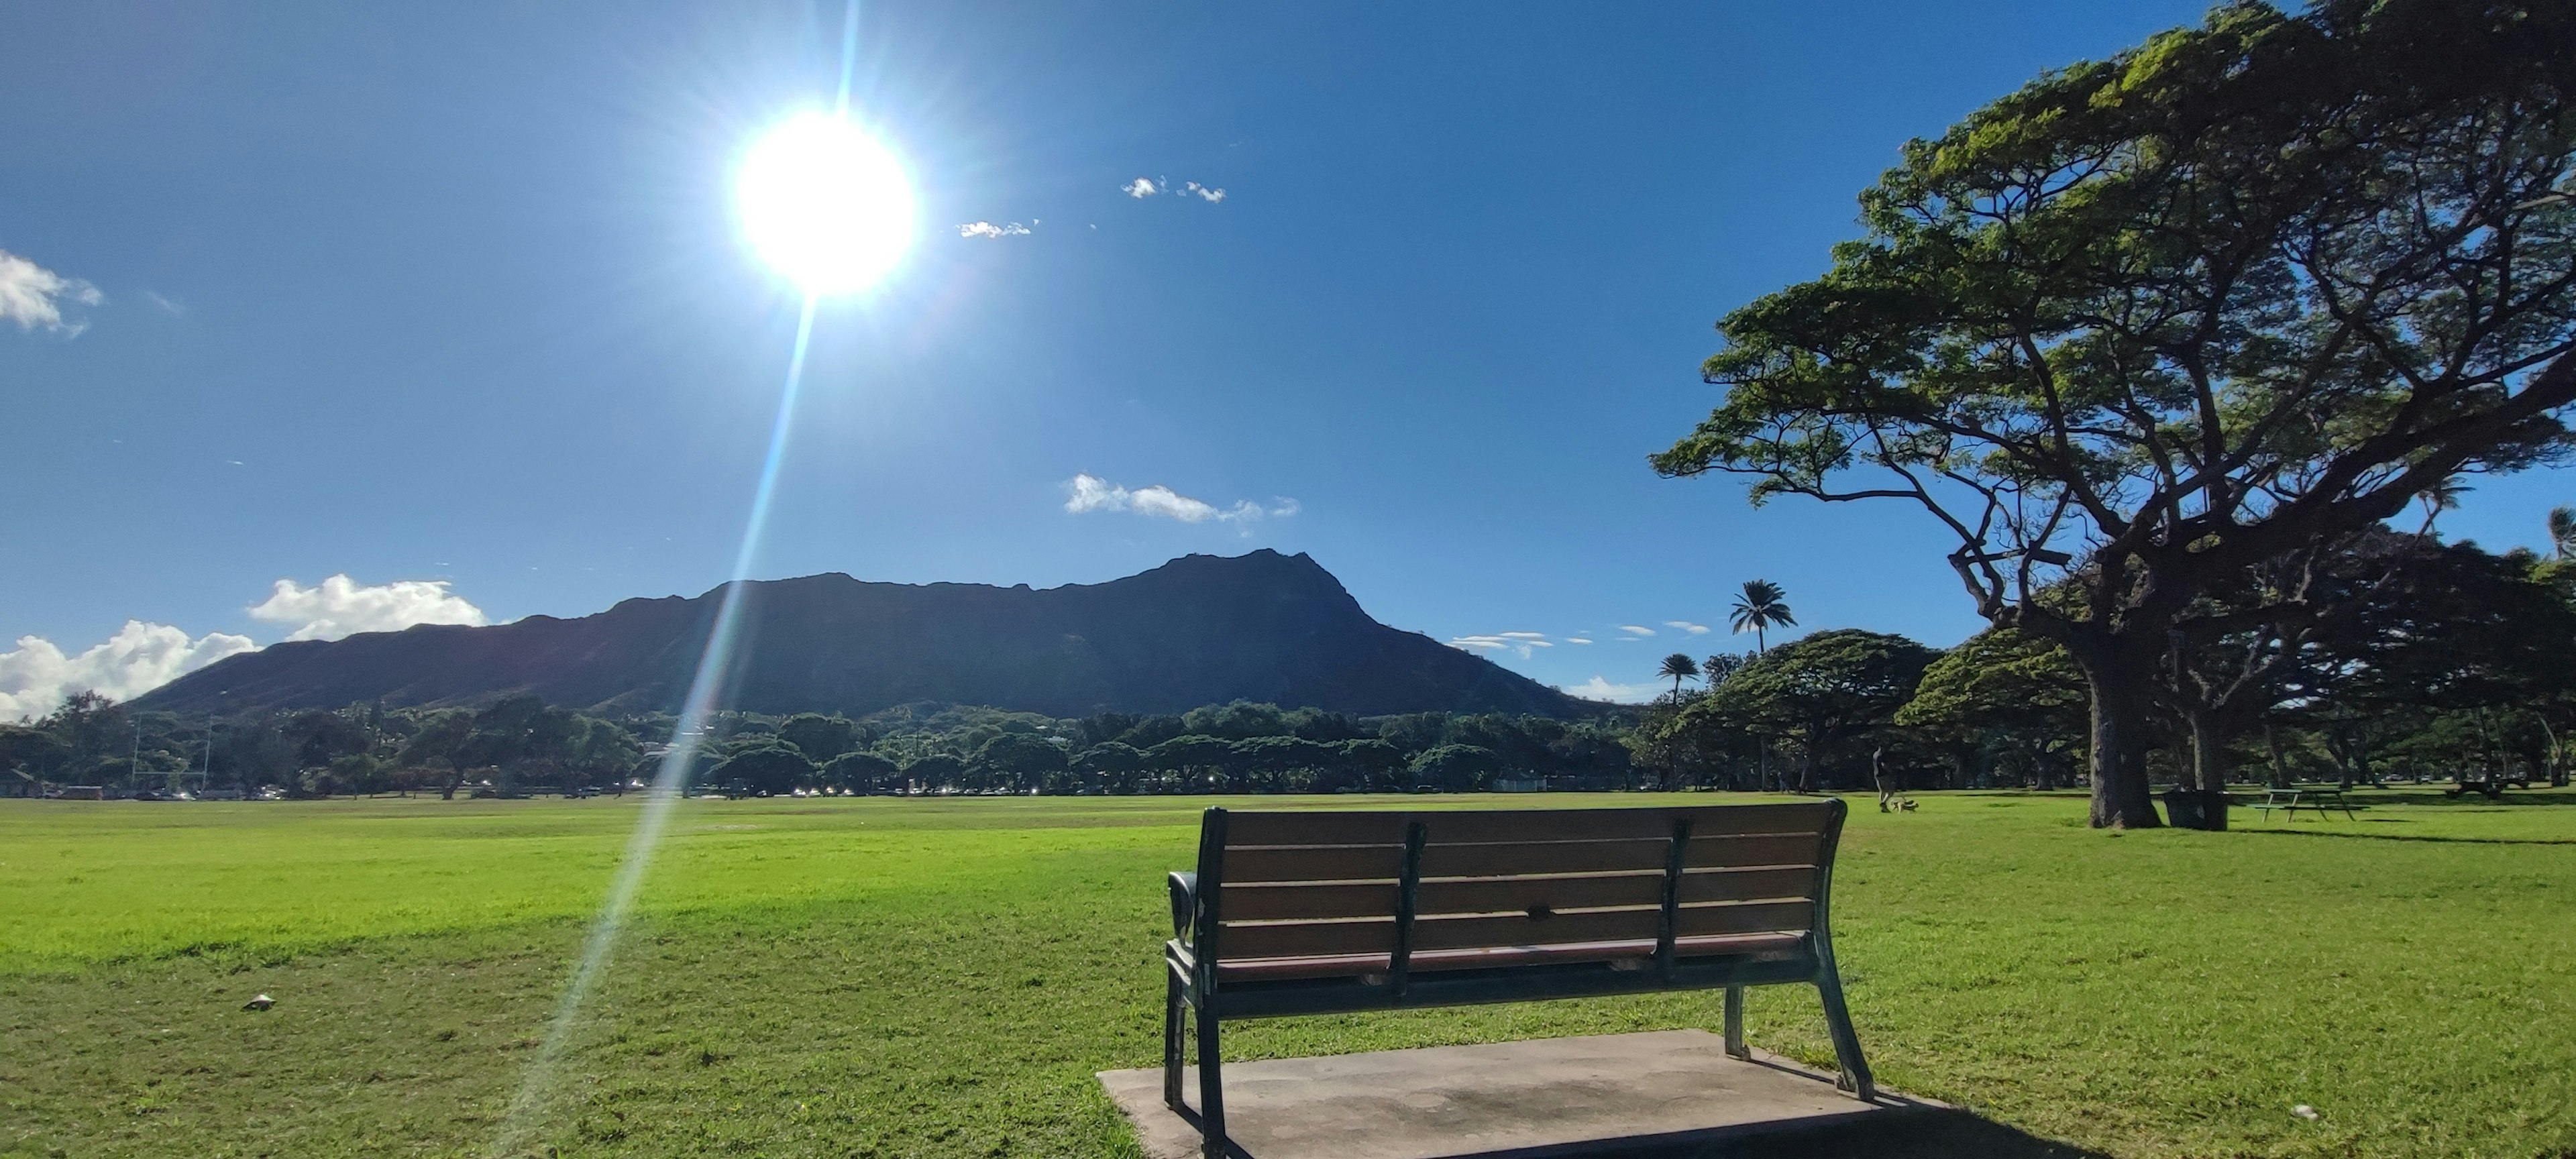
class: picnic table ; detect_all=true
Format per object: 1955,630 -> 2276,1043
2254,785 -> 2355,821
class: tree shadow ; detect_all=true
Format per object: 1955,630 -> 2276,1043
1424,1104 -> 2106,1159
2239,827 -> 2576,847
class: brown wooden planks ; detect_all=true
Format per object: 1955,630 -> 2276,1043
1413,810 -> 1676,844
1222,844 -> 1404,883
1411,907 -> 1663,950
1221,812 -> 1411,848
1684,832 -> 1827,869
1217,918 -> 1397,959
1413,873 -> 1665,917
1221,881 -> 1401,922
1676,866 -> 1818,904
1672,899 -> 1815,938
1417,838 -> 1670,877
1669,803 -> 1840,836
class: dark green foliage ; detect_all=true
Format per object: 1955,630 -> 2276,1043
775,714 -> 858,763
899,753 -> 965,790
710,745 -> 814,796
970,732 -> 1067,791
1408,743 -> 1500,791
819,750 -> 898,793
1653,0 -> 2576,826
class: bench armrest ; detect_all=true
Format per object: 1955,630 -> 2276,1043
1168,871 -> 1198,940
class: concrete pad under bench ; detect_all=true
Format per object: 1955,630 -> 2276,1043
1097,1029 -> 1955,1159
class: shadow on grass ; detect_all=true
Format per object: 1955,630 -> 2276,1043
1172,1101 -> 2102,1159
2272,789 -> 2576,808
1498,1107 -> 2110,1158
2239,827 -> 2576,846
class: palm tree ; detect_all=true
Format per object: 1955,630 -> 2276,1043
2417,476 -> 2471,537
2551,506 -> 2576,560
1658,653 -> 1701,704
1729,580 -> 1796,653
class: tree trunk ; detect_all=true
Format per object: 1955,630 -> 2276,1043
2189,711 -> 2231,795
2084,671 -> 2161,828
2264,722 -> 2291,789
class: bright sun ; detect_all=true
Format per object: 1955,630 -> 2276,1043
737,113 -> 915,295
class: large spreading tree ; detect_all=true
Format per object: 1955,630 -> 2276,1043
1654,0 -> 2576,826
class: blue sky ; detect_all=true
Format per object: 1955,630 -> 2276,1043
6,0 -> 2573,712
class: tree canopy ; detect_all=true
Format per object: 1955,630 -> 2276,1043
1654,0 -> 2576,825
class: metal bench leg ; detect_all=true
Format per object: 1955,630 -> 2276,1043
1197,1007 -> 1227,1158
1815,971 -> 1876,1101
1163,972 -> 1185,1111
1723,985 -> 1749,1060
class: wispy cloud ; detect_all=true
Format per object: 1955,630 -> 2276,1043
1666,620 -> 1711,634
0,622 -> 256,720
1561,675 -> 1662,704
142,290 -> 186,315
1448,631 -> 1561,659
957,219 -> 1035,239
1123,176 -> 1227,204
1617,625 -> 1657,637
1565,637 -> 1593,645
0,247 -> 103,336
1063,474 -> 1297,533
248,575 -> 488,642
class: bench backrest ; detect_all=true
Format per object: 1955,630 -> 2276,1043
1191,800 -> 1845,975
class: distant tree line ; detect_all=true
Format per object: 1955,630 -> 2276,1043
1640,533 -> 2576,798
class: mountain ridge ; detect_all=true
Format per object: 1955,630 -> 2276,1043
137,551 -> 1587,718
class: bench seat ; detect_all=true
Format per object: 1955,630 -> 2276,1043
1158,801 -> 1874,1158
1176,930 -> 1813,983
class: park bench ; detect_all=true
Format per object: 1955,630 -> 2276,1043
1159,799 -> 1872,1158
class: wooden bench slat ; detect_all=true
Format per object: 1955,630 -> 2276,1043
1222,844 -> 1405,883
1411,906 -> 1664,951
1218,918 -> 1397,959
1685,832 -> 1828,869
1417,838 -> 1670,877
1676,866 -> 1819,904
1414,810 -> 1678,843
1415,872 -> 1666,917
1673,899 -> 1815,938
1221,812 -> 1412,847
1221,881 -> 1401,922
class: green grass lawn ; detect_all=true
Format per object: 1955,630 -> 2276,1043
3,789 -> 2571,1158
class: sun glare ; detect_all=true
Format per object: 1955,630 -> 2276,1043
737,113 -> 914,295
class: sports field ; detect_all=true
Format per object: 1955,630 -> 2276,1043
3,790 -> 2571,1158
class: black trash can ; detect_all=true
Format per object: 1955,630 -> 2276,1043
2162,786 -> 2204,829
2163,787 -> 2229,830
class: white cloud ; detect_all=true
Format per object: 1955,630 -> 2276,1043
1561,675 -> 1662,704
1566,637 -> 1593,645
1450,632 -> 1557,659
1666,620 -> 1712,634
1062,474 -> 1297,533
958,220 -> 1034,239
0,622 -> 256,721
0,247 -> 103,336
1185,181 -> 1227,203
142,290 -> 186,315
247,575 -> 488,642
1122,178 -> 1160,198
1617,625 -> 1657,637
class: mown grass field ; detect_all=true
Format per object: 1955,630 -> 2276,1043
3,789 -> 2571,1158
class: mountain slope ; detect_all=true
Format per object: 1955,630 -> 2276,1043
137,551 -> 1584,718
